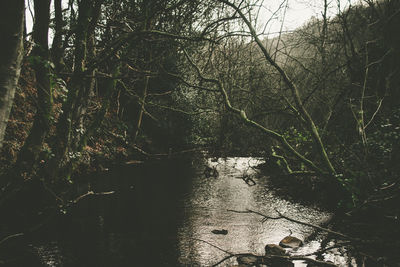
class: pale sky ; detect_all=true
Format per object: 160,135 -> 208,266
258,0 -> 359,36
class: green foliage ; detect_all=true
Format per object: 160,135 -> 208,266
282,126 -> 312,167
283,126 -> 311,146
332,106 -> 400,208
27,54 -> 54,70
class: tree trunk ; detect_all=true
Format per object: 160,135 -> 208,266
51,0 -> 65,72
0,0 -> 24,149
78,65 -> 120,151
50,0 -> 102,180
132,76 -> 149,145
70,0 -> 102,153
16,0 -> 52,174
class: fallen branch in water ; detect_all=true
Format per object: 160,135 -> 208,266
73,190 -> 115,204
303,241 -> 351,257
228,209 -> 357,241
193,237 -> 338,267
0,233 -> 24,247
132,145 -> 206,159
211,253 -> 338,267
262,254 -> 338,266
211,254 -> 236,267
191,238 -> 233,255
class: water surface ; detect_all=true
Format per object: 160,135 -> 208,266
31,157 -> 338,266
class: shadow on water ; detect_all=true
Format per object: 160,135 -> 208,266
23,157 -> 353,266
33,159 -> 195,267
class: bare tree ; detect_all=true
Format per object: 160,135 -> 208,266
182,0 -> 337,175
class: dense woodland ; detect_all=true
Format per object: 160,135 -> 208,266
0,0 -> 400,266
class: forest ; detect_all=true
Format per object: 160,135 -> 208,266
0,0 -> 399,266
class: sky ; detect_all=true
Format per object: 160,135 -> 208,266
259,0 -> 359,36
25,0 -> 359,40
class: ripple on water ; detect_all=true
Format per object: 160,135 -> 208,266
32,241 -> 64,267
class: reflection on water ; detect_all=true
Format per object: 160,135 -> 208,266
31,242 -> 64,267
30,157 -> 349,266
177,157 -> 331,266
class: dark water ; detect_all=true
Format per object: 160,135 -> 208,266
27,157 -> 352,266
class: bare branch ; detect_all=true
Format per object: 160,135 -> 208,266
228,209 -> 357,241
0,233 -> 24,247
218,0 -> 336,175
73,191 -> 115,204
183,49 -> 325,174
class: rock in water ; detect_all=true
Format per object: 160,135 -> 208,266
264,244 -> 286,256
279,236 -> 303,248
204,166 -> 219,178
264,245 -> 294,267
237,254 -> 259,265
211,229 -> 228,235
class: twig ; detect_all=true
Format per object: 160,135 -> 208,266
132,145 -> 154,158
191,238 -> 233,255
212,252 -> 338,267
132,145 -> 205,159
189,229 -> 339,267
303,241 -> 351,257
364,97 -> 384,129
0,233 -> 24,247
228,209 -> 357,241
261,254 -> 338,266
189,238 -> 237,267
211,254 -> 236,267
73,190 -> 115,204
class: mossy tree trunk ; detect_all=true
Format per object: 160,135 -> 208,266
51,0 -> 65,73
50,0 -> 92,179
0,0 -> 24,149
15,0 -> 52,177
50,0 -> 102,180
78,64 -> 121,151
70,0 -> 102,153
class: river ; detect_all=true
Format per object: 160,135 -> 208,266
28,156 -> 352,266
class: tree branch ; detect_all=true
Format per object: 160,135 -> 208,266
228,209 -> 357,241
183,49 -> 326,174
0,233 -> 24,247
73,190 -> 115,204
218,0 -> 336,175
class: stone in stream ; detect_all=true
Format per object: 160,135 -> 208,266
204,166 -> 219,178
264,245 -> 294,267
279,236 -> 303,248
264,244 -> 287,256
236,254 -> 259,266
211,229 -> 228,235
